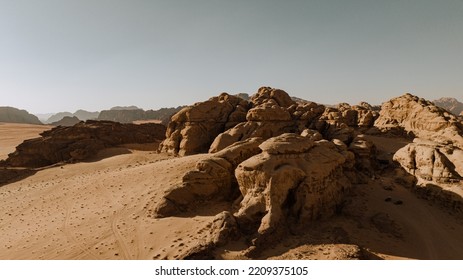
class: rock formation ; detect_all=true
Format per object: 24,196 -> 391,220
159,93 -> 250,156
1,120 -> 166,168
159,87 -> 378,155
393,139 -> 462,183
434,97 -> 463,116
0,106 -> 42,125
154,137 -> 263,217
235,133 -> 354,234
374,93 -> 463,148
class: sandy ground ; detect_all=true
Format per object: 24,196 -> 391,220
1,124 -> 463,259
0,123 -> 52,160
0,147 -> 219,259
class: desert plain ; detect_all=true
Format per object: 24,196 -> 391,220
1,88 -> 463,260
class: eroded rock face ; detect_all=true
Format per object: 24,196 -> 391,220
375,93 -> 463,148
2,120 -> 166,168
163,87 -> 378,155
153,138 -> 264,217
235,133 -> 353,234
159,93 -> 250,156
393,139 -> 462,183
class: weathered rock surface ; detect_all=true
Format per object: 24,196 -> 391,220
162,87 -> 379,155
0,106 -> 42,125
393,139 -> 462,183
235,133 -> 353,234
159,93 -> 249,156
153,138 -> 264,217
1,120 -> 166,168
348,135 -> 377,175
375,93 -> 463,148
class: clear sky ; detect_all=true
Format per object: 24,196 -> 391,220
1,0 -> 462,113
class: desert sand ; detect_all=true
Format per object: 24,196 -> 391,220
0,123 -> 52,160
1,90 -> 463,260
1,123 -> 463,260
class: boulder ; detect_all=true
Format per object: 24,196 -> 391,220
159,93 -> 249,155
393,139 -> 462,183
235,133 -> 353,234
153,138 -> 264,217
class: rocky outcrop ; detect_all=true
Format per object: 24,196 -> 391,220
434,97 -> 463,116
348,135 -> 377,175
1,120 -> 166,168
0,107 -> 42,125
375,93 -> 463,148
159,93 -> 249,156
210,88 -> 324,153
393,139 -> 462,183
162,87 -> 379,155
235,133 -> 353,235
50,116 -> 81,126
154,138 -> 263,217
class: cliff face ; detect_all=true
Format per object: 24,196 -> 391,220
0,107 -> 42,125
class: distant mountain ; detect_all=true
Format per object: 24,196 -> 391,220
110,106 -> 140,111
73,110 -> 99,121
46,110 -> 99,123
0,106 -> 43,125
98,109 -> 146,123
98,106 -> 185,125
50,116 -> 81,126
433,97 -> 463,116
46,112 -> 73,123
34,113 -> 54,122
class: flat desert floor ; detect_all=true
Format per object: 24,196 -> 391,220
1,123 -> 463,259
0,123 -> 52,160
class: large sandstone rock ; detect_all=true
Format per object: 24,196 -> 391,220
209,87 -> 300,153
153,138 -> 264,217
1,120 -> 166,168
375,93 -> 463,148
162,86 -> 378,155
235,133 -> 353,235
393,139 -> 462,183
159,93 -> 249,156
210,87 -> 326,153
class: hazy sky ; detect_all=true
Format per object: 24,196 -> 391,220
1,0 -> 462,113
